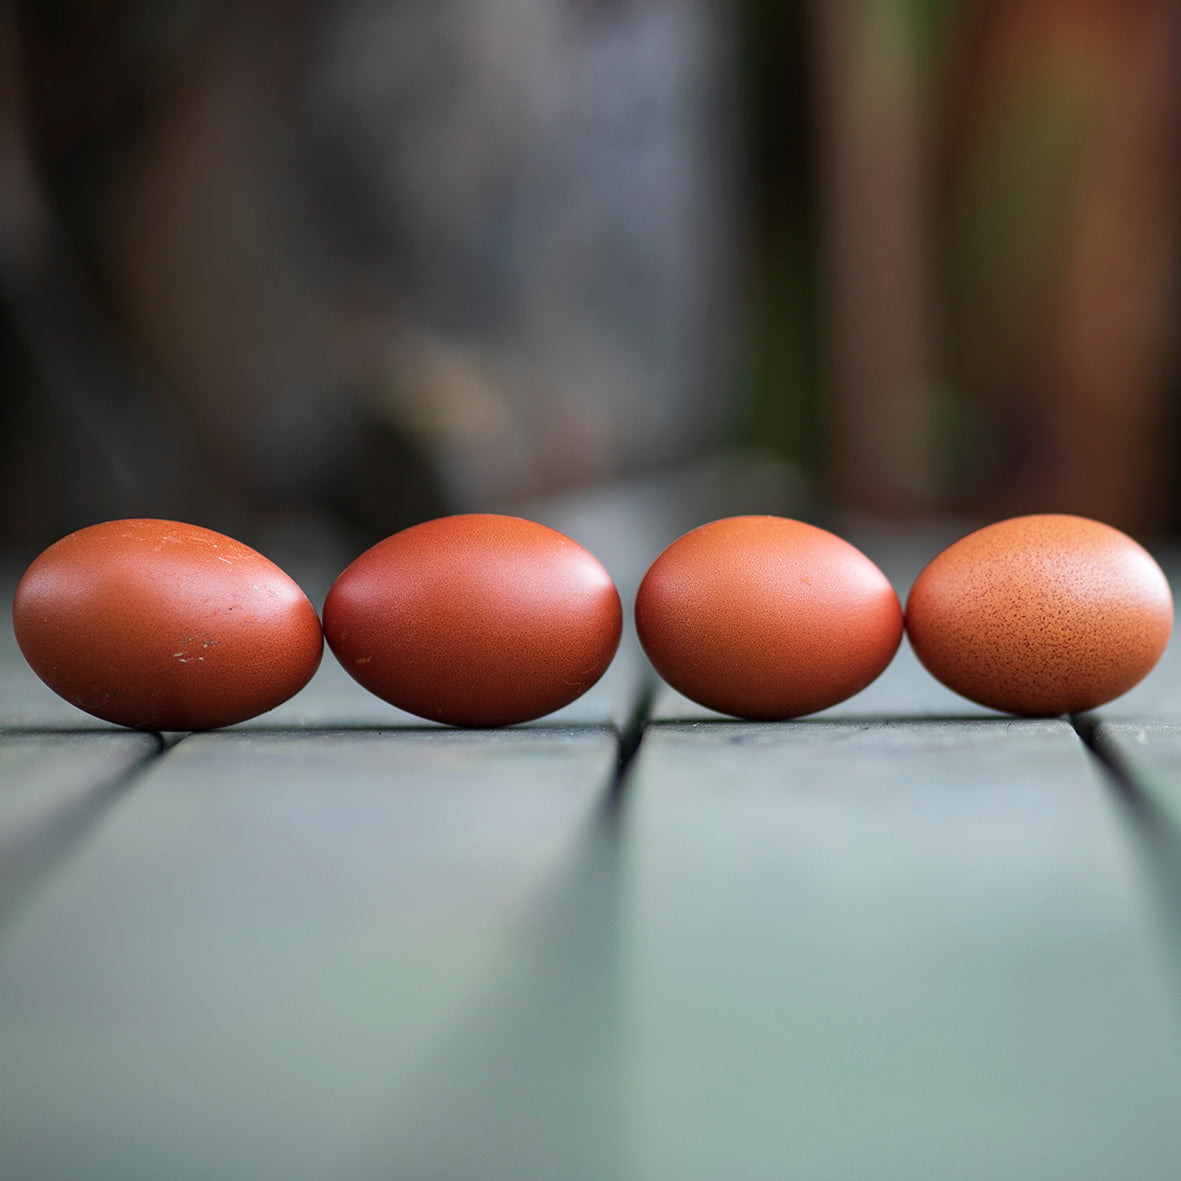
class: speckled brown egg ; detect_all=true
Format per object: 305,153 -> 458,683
12,519 -> 323,730
634,516 -> 903,719
905,514 -> 1173,715
322,514 -> 622,727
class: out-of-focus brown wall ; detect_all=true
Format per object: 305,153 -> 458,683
2,0 -> 1179,551
768,0 -> 1179,533
0,0 -> 738,551
937,0 -> 1180,534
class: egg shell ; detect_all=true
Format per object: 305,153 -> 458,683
322,514 -> 622,727
634,516 -> 904,720
905,514 -> 1173,716
12,519 -> 324,730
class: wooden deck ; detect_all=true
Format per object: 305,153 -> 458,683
3,492 -> 1181,1179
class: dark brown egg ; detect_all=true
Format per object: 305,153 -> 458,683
322,514 -> 622,726
635,516 -> 903,719
905,514 -> 1173,715
12,519 -> 323,729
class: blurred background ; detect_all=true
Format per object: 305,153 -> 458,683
1,0 -> 1178,557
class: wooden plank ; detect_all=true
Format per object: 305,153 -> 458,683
621,717 -> 1181,1180
1086,721 -> 1181,962
0,725 -> 620,1181
348,789 -> 631,1181
0,564 -> 164,925
4,511 -> 1179,1180
1091,722 -> 1181,794
1063,558 -> 1181,935
0,730 -> 162,922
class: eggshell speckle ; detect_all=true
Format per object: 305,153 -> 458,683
634,516 -> 903,719
322,514 -> 622,727
905,514 -> 1173,715
12,519 -> 324,730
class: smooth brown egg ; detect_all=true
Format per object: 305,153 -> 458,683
905,514 -> 1173,715
322,514 -> 622,727
635,516 -> 903,719
12,519 -> 323,730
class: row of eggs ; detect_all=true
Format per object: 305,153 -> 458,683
11,513 -> 1174,731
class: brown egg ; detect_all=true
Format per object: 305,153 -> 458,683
905,514 -> 1173,715
322,514 -> 622,727
12,519 -> 323,730
635,516 -> 903,719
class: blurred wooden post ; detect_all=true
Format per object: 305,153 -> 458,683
810,0 -> 933,515
941,0 -> 1180,534
1027,0 -> 1179,533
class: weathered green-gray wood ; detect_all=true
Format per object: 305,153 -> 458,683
0,725 -> 619,1181
1085,721 -> 1181,971
1090,722 -> 1181,798
351,795 -> 630,1181
4,506 -> 1181,1179
620,718 -> 1181,1180
0,730 -> 162,923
